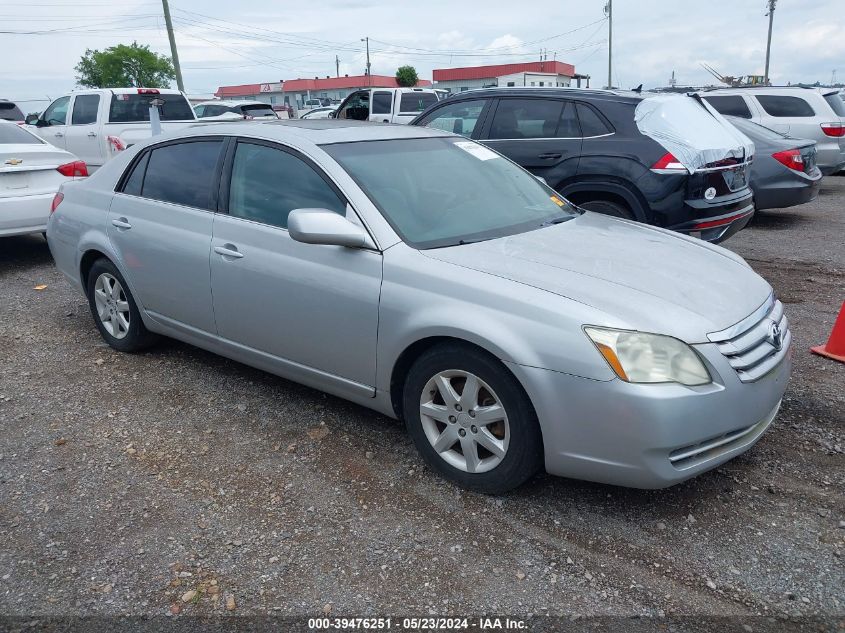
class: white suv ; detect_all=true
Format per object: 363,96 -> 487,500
700,87 -> 845,175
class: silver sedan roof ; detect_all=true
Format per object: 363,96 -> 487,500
183,119 -> 453,145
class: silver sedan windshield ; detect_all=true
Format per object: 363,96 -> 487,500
323,137 -> 577,249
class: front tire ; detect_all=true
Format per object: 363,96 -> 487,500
86,259 -> 157,352
403,344 -> 543,494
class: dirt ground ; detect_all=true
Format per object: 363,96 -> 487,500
0,177 -> 842,624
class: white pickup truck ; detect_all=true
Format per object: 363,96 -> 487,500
332,87 -> 439,124
26,88 -> 201,172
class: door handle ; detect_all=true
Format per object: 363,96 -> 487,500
537,152 -> 562,159
54,132 -> 64,138
111,218 -> 132,230
214,244 -> 244,259
87,132 -> 97,138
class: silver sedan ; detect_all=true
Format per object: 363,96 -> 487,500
46,121 -> 791,493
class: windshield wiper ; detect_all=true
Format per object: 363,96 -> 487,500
541,215 -> 573,227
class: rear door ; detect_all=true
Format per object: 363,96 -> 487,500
370,90 -> 393,123
108,137 -> 224,334
751,94 -> 817,135
479,97 -> 582,185
65,93 -> 105,167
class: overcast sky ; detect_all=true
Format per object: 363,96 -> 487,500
2,0 -> 843,112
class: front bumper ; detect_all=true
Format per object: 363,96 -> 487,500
0,191 -> 52,237
506,342 -> 791,489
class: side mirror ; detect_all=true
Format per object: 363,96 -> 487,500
328,110 -> 337,119
288,209 -> 372,248
25,114 -> 39,125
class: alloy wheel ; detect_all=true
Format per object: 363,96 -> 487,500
93,273 -> 130,340
419,370 -> 510,474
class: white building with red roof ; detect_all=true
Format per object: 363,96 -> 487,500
432,61 -> 588,94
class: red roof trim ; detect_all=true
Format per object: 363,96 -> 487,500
433,61 -> 575,82
282,74 -> 431,92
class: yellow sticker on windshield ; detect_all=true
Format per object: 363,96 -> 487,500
550,195 -> 565,207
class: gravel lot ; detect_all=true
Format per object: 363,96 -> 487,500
0,177 -> 842,623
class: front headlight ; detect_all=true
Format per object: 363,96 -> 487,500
584,327 -> 711,386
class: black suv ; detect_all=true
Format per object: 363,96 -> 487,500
411,88 -> 754,242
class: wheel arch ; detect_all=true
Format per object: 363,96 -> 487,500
558,179 -> 650,222
388,335 -> 532,422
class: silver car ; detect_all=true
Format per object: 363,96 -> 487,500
46,121 -> 791,493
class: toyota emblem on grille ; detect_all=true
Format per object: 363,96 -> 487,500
767,320 -> 784,351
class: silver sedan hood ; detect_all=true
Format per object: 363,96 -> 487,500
421,212 -> 772,343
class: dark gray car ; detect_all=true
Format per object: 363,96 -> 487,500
726,116 -> 822,211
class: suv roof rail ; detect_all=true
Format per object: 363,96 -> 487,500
700,85 -> 819,92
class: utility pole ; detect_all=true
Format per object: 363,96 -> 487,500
361,37 -> 371,86
336,55 -> 340,77
161,0 -> 184,92
604,0 -> 612,89
763,0 -> 776,85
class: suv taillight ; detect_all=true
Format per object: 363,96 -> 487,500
820,122 -> 845,137
651,152 -> 686,172
771,149 -> 804,171
50,192 -> 64,214
56,160 -> 88,177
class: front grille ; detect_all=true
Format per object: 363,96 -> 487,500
668,401 -> 779,469
707,295 -> 791,383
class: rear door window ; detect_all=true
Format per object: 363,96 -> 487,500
703,95 -> 752,118
140,140 -> 223,209
109,93 -> 195,122
755,95 -> 815,117
399,92 -> 438,114
71,94 -> 100,125
417,99 -> 486,137
489,99 -> 564,139
239,104 -> 277,118
372,92 -> 392,115
576,103 -> 613,136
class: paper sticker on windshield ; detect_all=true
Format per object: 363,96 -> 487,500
454,141 -> 499,161
550,195 -> 565,207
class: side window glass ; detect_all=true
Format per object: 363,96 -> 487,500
121,152 -> 149,196
489,99 -> 563,139
42,96 -> 70,126
702,95 -> 752,118
71,94 -> 100,125
141,140 -> 223,209
576,103 -> 612,136
194,106 -> 205,118
755,95 -> 815,117
556,102 -> 581,137
228,142 -> 346,229
372,92 -> 392,115
418,99 -> 485,137
337,92 -> 369,121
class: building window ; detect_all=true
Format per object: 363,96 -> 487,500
530,82 -> 535,86
460,87 -> 469,92
539,81 -> 544,87
507,82 -> 515,87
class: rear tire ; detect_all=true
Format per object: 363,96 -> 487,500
578,198 -> 635,220
85,259 -> 157,353
402,343 -> 543,494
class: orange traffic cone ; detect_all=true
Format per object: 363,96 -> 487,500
811,301 -> 845,363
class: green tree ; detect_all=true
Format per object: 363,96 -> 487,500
75,42 -> 175,88
395,65 -> 419,87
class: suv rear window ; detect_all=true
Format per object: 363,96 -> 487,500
399,93 -> 438,114
755,95 -> 815,117
239,104 -> 277,118
109,93 -> 195,123
823,93 -> 845,117
0,102 -> 25,121
703,95 -> 752,119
